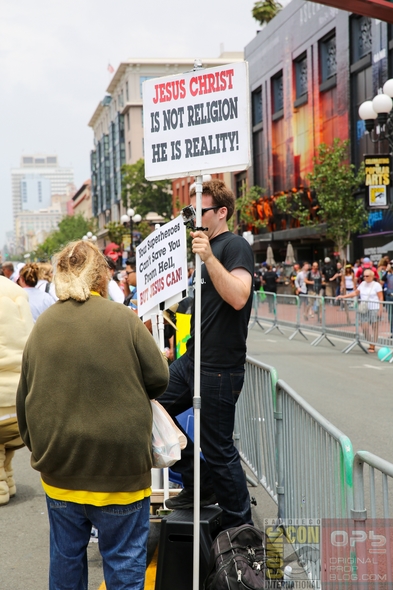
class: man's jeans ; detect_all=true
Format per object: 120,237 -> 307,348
158,353 -> 252,529
45,495 -> 150,590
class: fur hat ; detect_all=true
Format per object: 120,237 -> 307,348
53,240 -> 109,301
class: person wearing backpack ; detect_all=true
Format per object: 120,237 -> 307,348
355,257 -> 379,283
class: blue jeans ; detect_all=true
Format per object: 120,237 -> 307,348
45,495 -> 150,590
158,353 -> 252,530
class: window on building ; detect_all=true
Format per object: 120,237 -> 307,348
38,182 -> 42,202
294,53 -> 308,102
140,76 -> 153,98
128,141 -> 132,160
351,16 -> 372,63
253,130 -> 263,188
252,87 -> 263,126
272,72 -> 284,117
23,157 -> 33,165
46,156 -> 57,164
320,33 -> 337,84
126,81 -> 129,102
127,112 -> 130,131
35,158 -> 45,164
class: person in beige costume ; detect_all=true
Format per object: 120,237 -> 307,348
0,276 -> 34,505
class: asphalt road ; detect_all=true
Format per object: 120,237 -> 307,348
2,326 -> 392,588
247,321 -> 393,463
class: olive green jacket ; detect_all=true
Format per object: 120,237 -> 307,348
16,297 -> 169,492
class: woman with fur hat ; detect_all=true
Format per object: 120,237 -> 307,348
0,276 -> 34,505
17,240 -> 169,590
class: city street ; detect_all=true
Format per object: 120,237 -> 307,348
247,321 -> 393,462
2,326 -> 392,588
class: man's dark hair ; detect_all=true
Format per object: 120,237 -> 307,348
105,256 -> 116,271
190,179 -> 235,221
126,257 -> 136,270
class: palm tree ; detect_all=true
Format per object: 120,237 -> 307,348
252,0 -> 283,26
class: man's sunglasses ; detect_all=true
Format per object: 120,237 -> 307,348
125,270 -> 136,276
201,206 -> 220,215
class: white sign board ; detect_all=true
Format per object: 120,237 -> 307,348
143,62 -> 251,180
136,216 -> 188,317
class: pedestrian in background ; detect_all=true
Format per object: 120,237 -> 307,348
1,262 -> 17,281
382,262 -> 393,335
105,255 -> 125,303
16,240 -> 169,590
321,257 -> 336,298
18,263 -> 55,321
262,264 -> 279,313
35,262 -> 58,300
123,256 -> 138,310
330,261 -> 343,299
337,269 -> 383,352
295,262 -> 309,319
0,277 -> 33,505
290,263 -> 300,294
342,264 -> 357,295
305,261 -> 323,319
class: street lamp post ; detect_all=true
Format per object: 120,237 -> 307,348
359,79 -> 393,152
120,208 -> 142,256
82,231 -> 98,244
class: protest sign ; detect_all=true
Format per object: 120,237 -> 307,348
143,62 -> 250,180
136,216 -> 187,317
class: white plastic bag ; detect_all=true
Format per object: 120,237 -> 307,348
151,400 -> 187,468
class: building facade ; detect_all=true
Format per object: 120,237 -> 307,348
88,53 -> 243,249
245,0 -> 393,263
15,208 -> 63,253
72,180 -> 93,219
11,155 -> 74,252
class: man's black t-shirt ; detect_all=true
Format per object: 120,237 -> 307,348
263,271 -> 278,292
186,232 -> 254,369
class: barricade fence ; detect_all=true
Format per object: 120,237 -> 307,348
249,290 -> 393,355
236,359 -> 393,587
234,357 -> 278,502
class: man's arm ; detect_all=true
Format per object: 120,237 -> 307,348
190,230 -> 252,310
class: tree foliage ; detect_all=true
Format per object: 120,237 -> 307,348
252,0 -> 282,25
234,185 -> 268,232
33,214 -> 95,260
104,221 -> 126,246
276,139 -> 368,259
121,159 -> 172,219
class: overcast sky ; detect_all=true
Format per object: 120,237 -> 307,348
0,0 -> 273,250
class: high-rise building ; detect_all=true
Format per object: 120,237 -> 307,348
11,155 -> 74,251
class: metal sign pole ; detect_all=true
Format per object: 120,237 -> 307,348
193,174 -> 203,590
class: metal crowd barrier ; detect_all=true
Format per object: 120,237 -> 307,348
275,379 -> 354,521
351,451 -> 393,585
353,450 -> 393,520
234,357 -> 278,502
236,363 -> 393,585
251,291 -> 393,355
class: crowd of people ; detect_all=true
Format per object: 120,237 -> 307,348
0,179 -> 256,589
254,255 -> 393,351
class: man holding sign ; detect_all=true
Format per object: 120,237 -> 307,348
161,179 -> 254,530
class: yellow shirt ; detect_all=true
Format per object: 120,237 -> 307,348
42,479 -> 151,506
